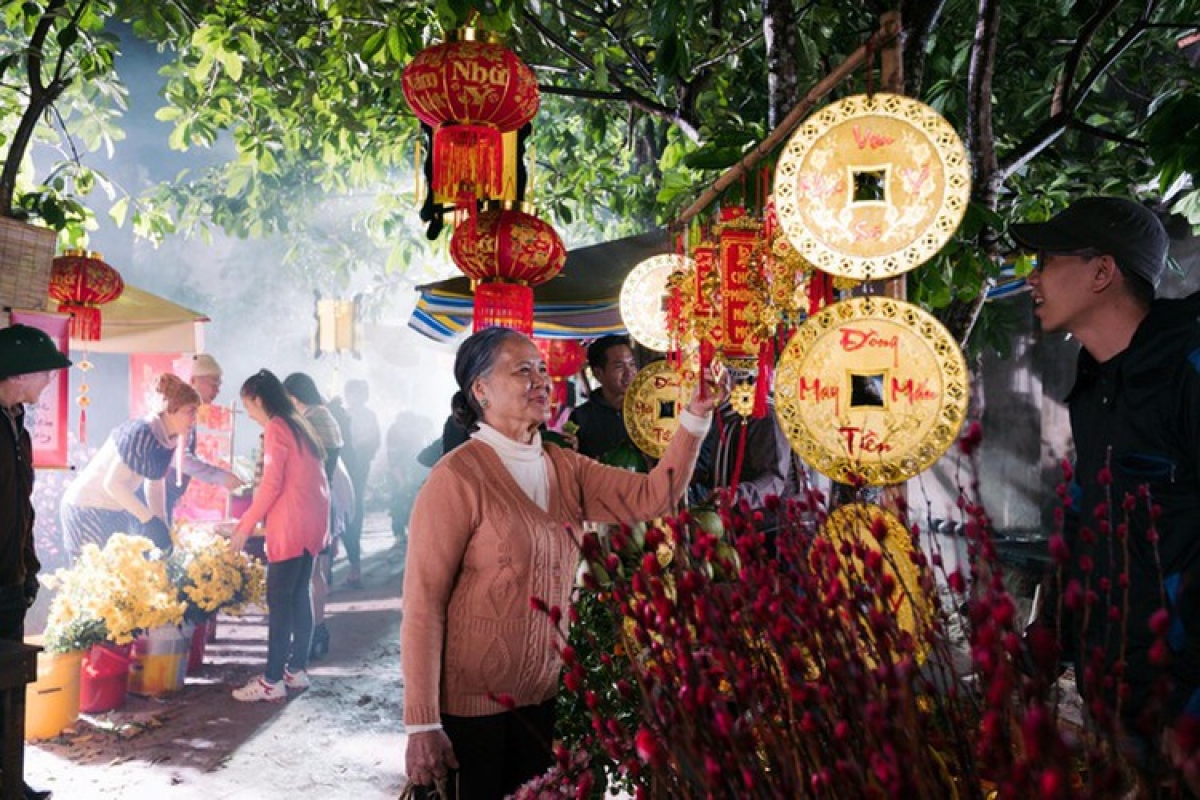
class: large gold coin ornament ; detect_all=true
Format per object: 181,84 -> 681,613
619,254 -> 693,353
820,503 -> 930,658
774,296 -> 968,486
623,360 -> 697,460
773,93 -> 970,281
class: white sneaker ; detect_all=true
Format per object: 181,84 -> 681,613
284,669 -> 310,690
232,676 -> 286,702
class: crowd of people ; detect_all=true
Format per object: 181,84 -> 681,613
2,194 -> 1197,798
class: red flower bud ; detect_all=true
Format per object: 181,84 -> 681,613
635,727 -> 664,766
1048,535 -> 1070,564
1149,608 -> 1170,636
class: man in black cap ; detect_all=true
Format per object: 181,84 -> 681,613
1012,196 -> 1198,786
0,323 -> 72,800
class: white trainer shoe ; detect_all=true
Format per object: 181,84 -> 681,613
233,676 -> 286,702
284,669 -> 310,690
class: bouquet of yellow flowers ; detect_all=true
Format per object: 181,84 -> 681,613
167,524 -> 266,623
41,533 -> 187,653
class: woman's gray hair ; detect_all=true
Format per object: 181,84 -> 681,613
451,327 -> 526,431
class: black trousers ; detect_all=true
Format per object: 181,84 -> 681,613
423,698 -> 556,800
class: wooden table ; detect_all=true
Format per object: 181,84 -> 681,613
0,640 -> 40,800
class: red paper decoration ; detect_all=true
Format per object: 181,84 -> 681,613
717,207 -> 761,361
450,203 -> 566,334
48,250 -> 124,341
402,29 -> 540,200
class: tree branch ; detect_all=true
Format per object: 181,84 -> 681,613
1067,118 -> 1147,148
966,0 -> 1001,211
999,9 -> 1157,182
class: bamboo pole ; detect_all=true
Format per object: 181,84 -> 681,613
671,14 -> 902,230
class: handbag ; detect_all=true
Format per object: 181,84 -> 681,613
398,775 -> 454,800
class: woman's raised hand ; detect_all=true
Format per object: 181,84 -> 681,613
686,361 -> 730,417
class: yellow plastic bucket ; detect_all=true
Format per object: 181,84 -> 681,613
128,624 -> 193,697
24,637 -> 83,741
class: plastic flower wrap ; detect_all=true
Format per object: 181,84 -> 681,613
41,533 -> 187,652
168,524 -> 266,623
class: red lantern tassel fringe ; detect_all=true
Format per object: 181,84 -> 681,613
60,304 -> 102,341
433,124 -> 504,198
473,282 -> 533,335
752,335 -> 775,419
807,269 -> 834,316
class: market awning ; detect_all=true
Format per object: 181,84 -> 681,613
409,229 -> 671,342
72,284 -> 209,354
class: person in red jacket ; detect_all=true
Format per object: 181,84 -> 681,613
230,369 -> 330,702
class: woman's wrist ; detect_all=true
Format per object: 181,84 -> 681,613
406,722 -> 443,734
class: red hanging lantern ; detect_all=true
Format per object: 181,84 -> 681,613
535,338 -> 586,418
450,202 -> 566,335
48,250 -> 124,341
535,338 -> 586,379
402,29 -> 540,200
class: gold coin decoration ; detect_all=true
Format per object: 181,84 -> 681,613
820,503 -> 930,660
623,359 -> 697,459
619,254 -> 693,353
774,296 -> 968,486
773,93 -> 970,281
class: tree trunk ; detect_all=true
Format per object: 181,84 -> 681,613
762,0 -> 800,129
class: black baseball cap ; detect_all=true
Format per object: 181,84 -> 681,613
1008,196 -> 1169,290
0,324 -> 72,379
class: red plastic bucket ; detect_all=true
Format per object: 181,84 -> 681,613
187,620 -> 210,673
79,643 -> 132,713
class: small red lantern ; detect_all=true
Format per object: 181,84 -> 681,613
49,250 -> 124,341
535,337 -> 586,418
402,29 -> 540,200
535,338 -> 586,379
450,202 -> 566,335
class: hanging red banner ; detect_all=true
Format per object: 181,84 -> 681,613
11,309 -> 71,469
717,212 -> 761,361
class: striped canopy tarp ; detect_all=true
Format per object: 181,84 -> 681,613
409,230 -> 671,342
409,229 -> 1027,342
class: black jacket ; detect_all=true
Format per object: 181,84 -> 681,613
569,394 -> 631,461
1,404 -> 41,589
1064,291 -> 1200,720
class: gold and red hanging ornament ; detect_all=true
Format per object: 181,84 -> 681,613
619,253 -> 694,355
773,93 -> 970,281
402,28 -> 540,202
49,249 -> 124,341
449,201 -> 565,335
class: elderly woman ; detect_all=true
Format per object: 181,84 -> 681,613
230,369 -> 329,702
61,373 -> 201,560
402,328 -> 721,798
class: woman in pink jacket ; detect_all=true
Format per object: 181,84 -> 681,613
230,369 -> 330,702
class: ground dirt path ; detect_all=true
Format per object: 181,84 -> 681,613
26,512 -> 410,799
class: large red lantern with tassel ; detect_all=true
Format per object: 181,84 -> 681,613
451,202 -> 566,335
49,250 -> 124,341
402,29 -> 540,200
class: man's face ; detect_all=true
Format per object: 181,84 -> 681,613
192,374 -> 222,404
1025,251 -> 1106,333
595,345 -> 637,403
9,371 -> 55,406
